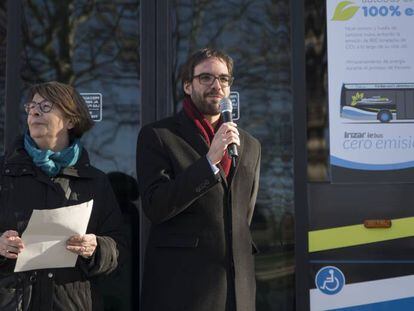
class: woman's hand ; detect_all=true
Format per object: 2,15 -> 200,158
66,234 -> 97,259
0,230 -> 25,259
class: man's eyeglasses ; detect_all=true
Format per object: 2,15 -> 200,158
24,100 -> 54,114
193,73 -> 234,87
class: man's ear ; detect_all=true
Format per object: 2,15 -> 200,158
184,81 -> 192,96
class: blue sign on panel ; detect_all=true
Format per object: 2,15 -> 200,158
315,266 -> 346,295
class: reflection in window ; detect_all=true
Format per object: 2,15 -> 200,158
0,1 -> 6,154
305,1 -> 329,181
21,0 -> 140,176
173,1 -> 294,310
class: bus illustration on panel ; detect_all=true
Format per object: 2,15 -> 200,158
340,83 -> 414,123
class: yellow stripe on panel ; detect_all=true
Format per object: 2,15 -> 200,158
308,216 -> 414,252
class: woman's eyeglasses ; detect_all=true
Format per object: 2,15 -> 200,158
24,100 -> 54,114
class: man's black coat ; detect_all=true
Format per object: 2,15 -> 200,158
137,110 -> 261,311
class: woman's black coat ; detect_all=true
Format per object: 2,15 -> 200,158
0,137 -> 125,311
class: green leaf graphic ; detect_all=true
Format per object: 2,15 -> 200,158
351,92 -> 364,106
332,1 -> 359,21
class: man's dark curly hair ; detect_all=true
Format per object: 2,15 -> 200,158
180,47 -> 234,90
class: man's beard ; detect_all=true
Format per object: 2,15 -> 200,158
191,90 -> 221,116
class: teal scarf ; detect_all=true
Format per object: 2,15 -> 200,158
24,132 -> 82,177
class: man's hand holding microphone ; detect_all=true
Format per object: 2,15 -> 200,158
207,98 -> 239,167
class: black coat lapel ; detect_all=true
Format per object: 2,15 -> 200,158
176,110 -> 231,188
226,131 -> 244,186
176,110 -> 210,158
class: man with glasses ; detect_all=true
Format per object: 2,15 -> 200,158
137,48 -> 261,311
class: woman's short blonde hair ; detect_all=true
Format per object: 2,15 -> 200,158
28,81 -> 94,138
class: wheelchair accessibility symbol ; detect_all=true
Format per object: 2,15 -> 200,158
315,266 -> 345,295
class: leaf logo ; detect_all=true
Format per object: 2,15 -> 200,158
332,1 -> 359,21
351,92 -> 364,106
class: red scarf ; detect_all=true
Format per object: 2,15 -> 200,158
183,97 -> 231,177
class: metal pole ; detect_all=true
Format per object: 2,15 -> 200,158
4,0 -> 22,150
291,0 -> 310,309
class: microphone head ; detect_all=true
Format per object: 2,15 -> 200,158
219,97 -> 232,113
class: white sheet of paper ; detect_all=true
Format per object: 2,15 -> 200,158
14,200 -> 93,272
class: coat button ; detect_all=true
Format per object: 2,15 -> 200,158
48,272 -> 54,278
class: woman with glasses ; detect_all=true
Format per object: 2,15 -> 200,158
0,81 -> 125,311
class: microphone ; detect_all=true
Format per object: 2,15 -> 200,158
219,97 -> 238,166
